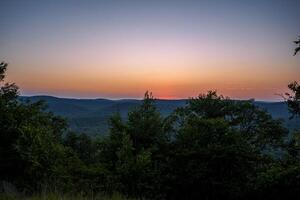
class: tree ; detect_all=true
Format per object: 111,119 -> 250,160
127,91 -> 166,152
64,132 -> 96,164
99,92 -> 168,198
165,118 -> 259,199
170,91 -> 286,152
0,62 -> 68,192
252,37 -> 300,199
294,36 -> 300,56
0,62 -> 7,81
286,37 -> 300,117
285,81 -> 300,118
163,91 -> 287,199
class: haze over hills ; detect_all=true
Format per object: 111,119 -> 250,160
20,96 -> 300,135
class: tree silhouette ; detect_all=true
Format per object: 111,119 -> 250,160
294,36 -> 300,56
0,62 -> 70,192
0,62 -> 8,81
285,37 -> 300,117
285,82 -> 300,117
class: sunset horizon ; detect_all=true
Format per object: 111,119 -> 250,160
1,0 -> 299,100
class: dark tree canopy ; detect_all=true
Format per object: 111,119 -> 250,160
294,36 -> 300,56
0,62 -> 8,81
0,63 -> 68,192
285,81 -> 300,118
286,37 -> 300,117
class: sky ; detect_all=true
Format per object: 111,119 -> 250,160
0,0 -> 299,100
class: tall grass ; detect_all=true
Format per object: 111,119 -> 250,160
0,193 -> 134,200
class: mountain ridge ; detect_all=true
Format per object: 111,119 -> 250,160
19,95 -> 299,135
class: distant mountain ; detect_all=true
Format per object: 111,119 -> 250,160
19,96 -> 300,135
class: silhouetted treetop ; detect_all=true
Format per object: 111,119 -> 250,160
0,62 -> 8,81
294,36 -> 300,56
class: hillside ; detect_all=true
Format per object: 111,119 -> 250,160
20,96 -> 300,135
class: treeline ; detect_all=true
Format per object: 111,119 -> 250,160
1,61 -> 300,200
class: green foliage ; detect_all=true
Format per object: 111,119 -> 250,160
0,63 -> 68,192
288,37 -> 300,117
0,192 -> 134,200
64,132 -> 96,164
164,118 -> 256,199
97,92 -> 166,198
285,81 -> 300,118
254,162 -> 300,198
126,91 -> 166,152
171,91 -> 287,151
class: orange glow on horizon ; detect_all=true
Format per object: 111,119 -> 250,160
1,0 -> 300,100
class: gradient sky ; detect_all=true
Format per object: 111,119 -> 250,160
0,0 -> 299,100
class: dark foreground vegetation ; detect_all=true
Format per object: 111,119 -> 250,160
1,59 -> 300,200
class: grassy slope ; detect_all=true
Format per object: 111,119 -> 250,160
0,193 -> 134,200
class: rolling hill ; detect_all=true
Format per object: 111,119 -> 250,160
19,96 -> 300,135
